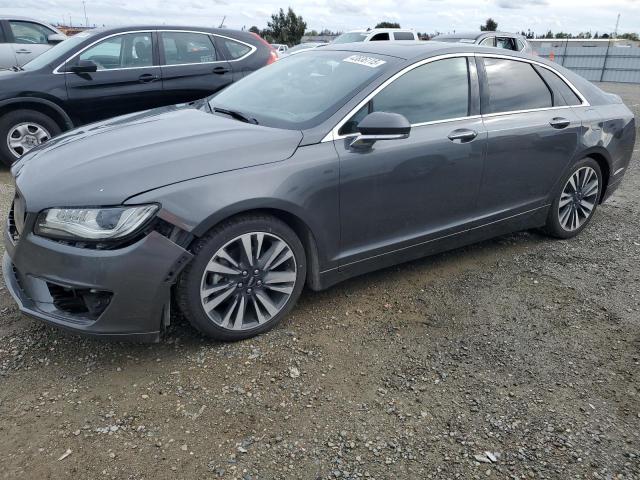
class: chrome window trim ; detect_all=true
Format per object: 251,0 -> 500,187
53,29 -> 256,74
53,29 -> 155,74
321,52 -> 589,143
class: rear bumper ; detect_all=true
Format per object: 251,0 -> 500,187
3,227 -> 192,342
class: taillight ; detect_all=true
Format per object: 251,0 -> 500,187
251,32 -> 279,65
266,50 -> 278,65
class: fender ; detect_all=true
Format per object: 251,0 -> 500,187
0,97 -> 74,130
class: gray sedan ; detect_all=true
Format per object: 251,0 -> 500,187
3,41 -> 635,342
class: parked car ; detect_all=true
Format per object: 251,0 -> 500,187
433,31 -> 532,54
0,25 -> 277,165
0,16 -> 66,69
3,42 -> 635,342
333,28 -> 419,43
283,42 -> 326,56
271,43 -> 288,56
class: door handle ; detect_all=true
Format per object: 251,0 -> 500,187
447,129 -> 477,143
549,117 -> 570,129
15,49 -> 32,54
138,73 -> 159,83
212,66 -> 230,74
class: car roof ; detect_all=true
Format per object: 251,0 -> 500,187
346,28 -> 415,34
436,31 -> 525,40
320,40 -> 528,60
77,25 -> 249,36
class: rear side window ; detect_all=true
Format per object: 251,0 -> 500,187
483,58 -> 552,113
479,37 -> 495,47
370,33 -> 389,41
535,66 -> 583,106
496,37 -> 517,51
340,57 -> 469,134
161,32 -> 217,65
393,32 -> 415,40
222,38 -> 252,59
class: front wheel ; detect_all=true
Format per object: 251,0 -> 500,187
543,157 -> 602,239
177,215 -> 306,341
0,109 -> 61,166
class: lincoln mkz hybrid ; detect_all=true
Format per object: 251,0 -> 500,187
3,41 -> 635,342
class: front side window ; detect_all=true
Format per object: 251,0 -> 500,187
483,58 -> 552,113
9,21 -> 54,45
161,32 -> 217,65
223,38 -> 251,59
78,32 -> 153,70
370,33 -> 390,41
496,37 -> 517,51
340,57 -> 469,134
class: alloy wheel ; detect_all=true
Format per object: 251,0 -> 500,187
199,232 -> 298,331
558,166 -> 599,232
7,122 -> 51,158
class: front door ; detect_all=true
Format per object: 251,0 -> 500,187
477,57 -> 582,217
6,19 -> 55,66
159,31 -> 233,105
336,56 -> 487,265
64,31 -> 164,124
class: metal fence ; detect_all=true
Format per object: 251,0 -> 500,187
534,45 -> 640,84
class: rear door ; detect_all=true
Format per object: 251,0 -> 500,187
64,31 -> 163,123
7,19 -> 56,66
159,30 -> 233,104
477,56 -> 583,217
0,21 -> 18,69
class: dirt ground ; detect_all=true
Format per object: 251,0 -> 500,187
0,82 -> 638,480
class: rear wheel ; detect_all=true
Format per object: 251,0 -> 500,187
543,157 -> 602,239
177,215 -> 306,341
0,109 -> 61,166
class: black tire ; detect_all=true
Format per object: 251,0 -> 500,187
0,109 -> 61,167
542,157 -> 603,239
176,214 -> 306,341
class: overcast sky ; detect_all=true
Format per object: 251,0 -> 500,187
0,0 -> 638,35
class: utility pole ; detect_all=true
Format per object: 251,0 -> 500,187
82,0 -> 88,27
613,13 -> 620,38
219,16 -> 226,28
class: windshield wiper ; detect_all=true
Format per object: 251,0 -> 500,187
213,107 -> 259,125
10,65 -> 24,72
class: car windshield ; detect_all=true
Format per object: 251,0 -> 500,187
209,50 -> 395,129
333,32 -> 368,44
21,31 -> 95,71
287,43 -> 321,53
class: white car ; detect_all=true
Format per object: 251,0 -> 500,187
0,16 -> 66,69
433,32 -> 533,55
333,28 -> 419,44
270,43 -> 288,56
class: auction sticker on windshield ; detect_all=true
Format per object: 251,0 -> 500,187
343,55 -> 386,68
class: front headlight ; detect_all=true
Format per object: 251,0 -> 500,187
35,205 -> 159,241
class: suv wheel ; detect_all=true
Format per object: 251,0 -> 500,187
177,214 -> 306,341
0,109 -> 61,166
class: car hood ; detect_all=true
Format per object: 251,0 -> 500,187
14,106 -> 303,211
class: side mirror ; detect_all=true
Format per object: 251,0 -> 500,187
350,111 -> 411,149
69,59 -> 98,73
48,33 -> 66,44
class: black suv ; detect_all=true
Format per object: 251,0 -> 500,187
0,25 -> 277,165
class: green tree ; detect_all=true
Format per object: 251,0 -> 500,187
248,26 -> 260,34
480,18 -> 498,32
375,21 -> 401,28
544,30 -> 554,39
265,7 -> 307,46
555,32 -> 571,39
304,29 -> 319,36
619,32 -> 639,41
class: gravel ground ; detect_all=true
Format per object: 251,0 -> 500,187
0,82 -> 638,480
